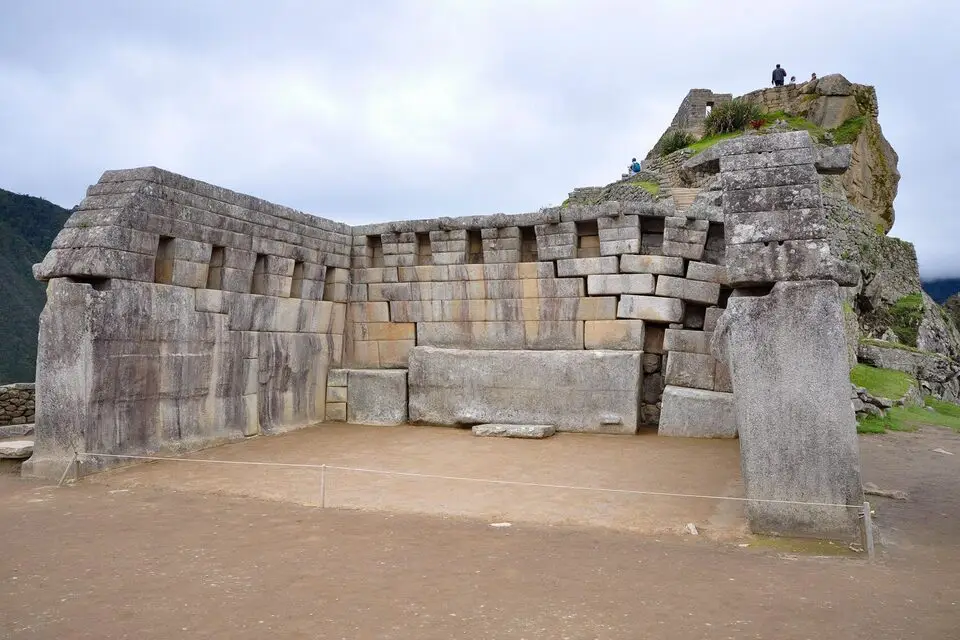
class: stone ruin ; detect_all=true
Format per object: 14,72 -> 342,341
29,76 -> 922,540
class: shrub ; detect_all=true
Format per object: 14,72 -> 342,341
702,99 -> 763,137
659,130 -> 696,156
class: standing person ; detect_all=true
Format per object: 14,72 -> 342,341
628,158 -> 641,175
810,72 -> 817,81
772,64 -> 787,87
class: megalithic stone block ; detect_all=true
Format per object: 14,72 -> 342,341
712,280 -> 863,539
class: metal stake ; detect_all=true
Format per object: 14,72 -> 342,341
320,464 -> 326,509
862,501 -> 875,561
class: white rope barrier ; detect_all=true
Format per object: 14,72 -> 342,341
77,451 -> 863,510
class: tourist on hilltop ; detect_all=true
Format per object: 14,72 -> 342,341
628,158 -> 641,175
789,76 -> 796,85
810,72 -> 817,82
771,64 -> 787,87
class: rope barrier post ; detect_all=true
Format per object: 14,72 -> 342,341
862,501 -> 875,561
320,464 -> 326,509
57,452 -> 78,487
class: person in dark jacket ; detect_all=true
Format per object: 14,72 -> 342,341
772,64 -> 787,87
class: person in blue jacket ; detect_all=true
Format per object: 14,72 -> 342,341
628,158 -> 641,174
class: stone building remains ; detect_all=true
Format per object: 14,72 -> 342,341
26,77 -> 913,541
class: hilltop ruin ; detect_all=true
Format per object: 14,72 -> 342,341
21,75 -> 959,541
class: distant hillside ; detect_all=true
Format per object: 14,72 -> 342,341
0,189 -> 71,383
922,279 -> 960,304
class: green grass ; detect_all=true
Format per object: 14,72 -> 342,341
634,181 -> 660,196
761,110 -> 825,137
832,116 -> 866,145
857,399 -> 960,434
687,131 -> 743,154
888,293 -> 925,348
850,364 -> 915,399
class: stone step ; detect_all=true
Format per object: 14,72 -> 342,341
0,439 -> 34,459
472,424 -> 557,438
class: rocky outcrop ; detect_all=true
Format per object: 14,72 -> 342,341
741,75 -> 899,232
945,294 -> 960,331
858,341 -> 960,402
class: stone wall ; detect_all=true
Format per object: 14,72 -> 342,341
342,199 -> 734,435
0,383 -> 35,426
25,167 -> 350,478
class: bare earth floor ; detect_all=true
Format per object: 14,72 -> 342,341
1,425 -> 958,639
85,424 -> 749,539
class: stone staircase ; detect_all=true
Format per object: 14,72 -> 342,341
664,187 -> 701,213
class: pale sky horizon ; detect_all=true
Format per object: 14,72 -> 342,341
2,1 -> 958,277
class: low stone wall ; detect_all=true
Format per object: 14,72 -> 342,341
0,383 -> 35,426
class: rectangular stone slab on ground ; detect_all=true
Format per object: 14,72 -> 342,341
713,280 -> 863,539
407,347 -> 641,434
471,424 -> 557,438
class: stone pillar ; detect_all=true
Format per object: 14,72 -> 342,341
714,281 -> 863,537
710,130 -> 863,539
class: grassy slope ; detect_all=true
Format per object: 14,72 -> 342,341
0,189 -> 71,383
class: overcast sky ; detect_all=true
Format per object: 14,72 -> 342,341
2,1 -> 957,277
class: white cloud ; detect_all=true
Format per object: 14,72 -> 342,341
1,0 -> 958,277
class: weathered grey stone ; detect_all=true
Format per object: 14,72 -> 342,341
664,329 -> 713,355
325,402 -> 347,422
723,183 -> 822,215
656,276 -> 721,305
858,342 -> 958,384
642,353 -> 660,373
661,240 -> 705,261
327,369 -> 348,387
658,386 -> 736,438
556,257 -> 619,277
0,440 -> 33,458
712,280 -> 863,539
586,274 -> 655,296
347,370 -> 408,426
620,254 -> 684,275
642,372 -> 663,404
685,262 -> 728,285
618,296 -> 684,322
722,164 -> 819,191
725,208 -> 827,245
664,351 -> 716,390
815,145 -> 853,174
408,347 -> 641,434
725,239 -> 858,287
583,320 -> 645,350
471,424 -> 556,438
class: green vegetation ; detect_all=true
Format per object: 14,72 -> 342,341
702,99 -> 764,137
687,131 -> 743,154
761,110 -> 824,137
887,293 -> 925,348
850,364 -> 915,399
634,181 -> 660,196
659,130 -> 696,156
831,116 -> 866,145
859,338 -> 925,354
857,401 -> 960,434
0,189 -> 72,383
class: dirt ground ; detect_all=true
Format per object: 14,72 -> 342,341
82,424 -> 748,539
2,425 -> 959,639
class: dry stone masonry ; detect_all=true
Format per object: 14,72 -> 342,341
0,383 -> 35,427
25,110 -> 877,541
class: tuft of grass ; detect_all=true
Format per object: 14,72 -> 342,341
761,110 -> 825,138
703,99 -> 763,137
659,130 -> 696,156
850,364 -> 915,400
832,116 -> 866,145
924,397 -> 960,421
